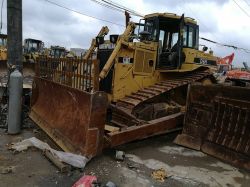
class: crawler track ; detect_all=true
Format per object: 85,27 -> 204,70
111,69 -> 212,127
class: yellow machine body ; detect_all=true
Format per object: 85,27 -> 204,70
23,38 -> 44,63
97,13 -> 218,102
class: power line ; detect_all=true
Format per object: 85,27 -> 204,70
40,0 -> 250,54
90,0 -> 144,17
232,0 -> 250,18
89,0 -> 124,14
100,0 -> 144,17
200,37 -> 250,53
41,0 -> 125,27
243,0 -> 250,7
182,0 -> 250,53
181,0 -> 221,43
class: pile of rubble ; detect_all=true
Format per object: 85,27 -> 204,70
0,103 -> 7,128
0,97 -> 34,129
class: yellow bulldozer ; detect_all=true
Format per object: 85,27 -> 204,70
22,38 -> 45,86
30,13 -> 220,157
49,46 -> 67,58
0,37 -> 44,87
0,36 -> 45,65
23,38 -> 44,63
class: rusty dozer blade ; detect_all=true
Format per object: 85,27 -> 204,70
175,84 -> 250,170
30,77 -> 108,158
23,62 -> 36,88
30,57 -> 185,156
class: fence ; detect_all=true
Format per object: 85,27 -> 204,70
36,57 -> 99,92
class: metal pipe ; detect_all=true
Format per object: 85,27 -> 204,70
7,0 -> 23,134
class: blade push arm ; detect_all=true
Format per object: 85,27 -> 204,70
99,22 -> 136,79
83,26 -> 109,61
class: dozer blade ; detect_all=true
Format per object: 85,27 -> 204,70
23,62 -> 36,88
175,84 -> 250,170
30,77 -> 108,158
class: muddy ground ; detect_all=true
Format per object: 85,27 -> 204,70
1,118 -> 250,187
0,87 -> 250,187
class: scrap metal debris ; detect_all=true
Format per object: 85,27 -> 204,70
0,101 -> 33,129
10,137 -> 89,168
0,104 -> 7,128
151,168 -> 168,182
175,84 -> 250,170
44,149 -> 71,173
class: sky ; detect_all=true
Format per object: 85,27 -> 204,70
1,0 -> 250,66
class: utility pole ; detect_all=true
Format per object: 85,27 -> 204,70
7,0 -> 22,70
7,0 -> 23,134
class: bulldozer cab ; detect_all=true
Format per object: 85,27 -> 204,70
24,38 -> 44,54
137,13 -> 198,70
50,46 -> 66,58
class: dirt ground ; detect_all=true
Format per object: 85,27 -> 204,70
0,86 -> 250,187
1,119 -> 250,187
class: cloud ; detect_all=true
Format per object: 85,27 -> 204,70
143,0 -> 228,7
1,0 -> 249,66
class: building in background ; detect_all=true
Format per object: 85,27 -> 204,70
70,48 -> 86,57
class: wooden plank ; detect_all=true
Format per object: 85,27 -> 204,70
105,125 -> 120,132
44,150 -> 70,173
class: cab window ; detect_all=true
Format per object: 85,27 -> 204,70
159,30 -> 165,50
183,26 -> 188,46
137,19 -> 157,41
188,26 -> 194,47
145,20 -> 157,41
195,27 -> 199,49
171,32 -> 178,47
